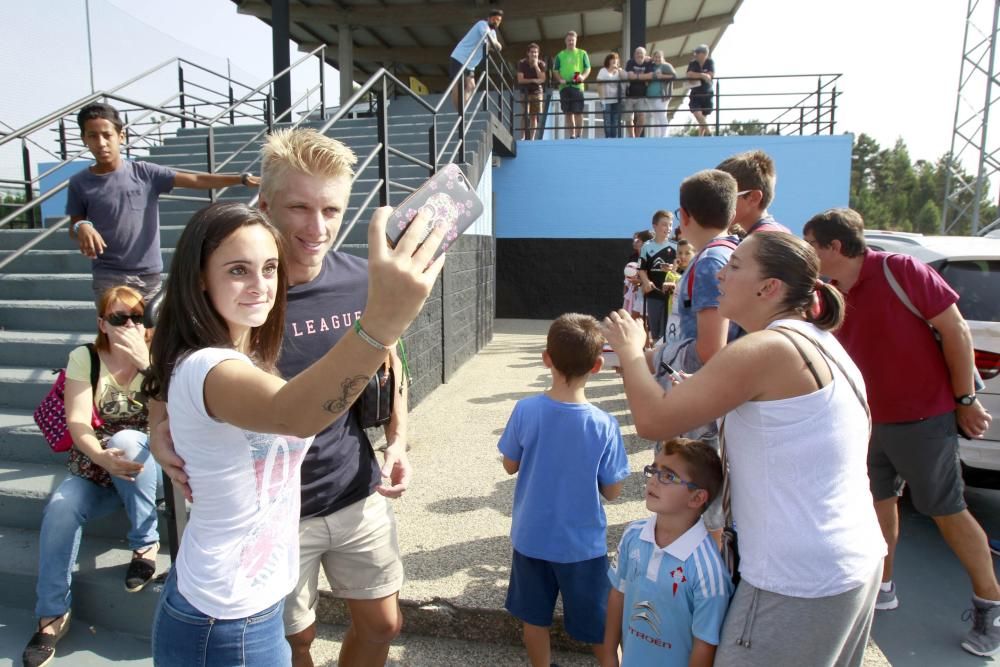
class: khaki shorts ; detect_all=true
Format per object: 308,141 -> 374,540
283,493 -> 404,635
523,95 -> 544,115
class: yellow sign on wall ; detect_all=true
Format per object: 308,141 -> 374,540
409,77 -> 429,95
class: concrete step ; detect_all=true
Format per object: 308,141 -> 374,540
0,525 -> 170,638
0,330 -> 92,368
0,300 -> 97,333
0,274 -> 97,301
0,250 -> 172,274
152,128 -> 488,156
0,227 -> 185,252
0,461 -> 161,540
0,604 -> 154,665
0,365 -> 69,411
0,228 -> 79,251
0,409 -> 68,466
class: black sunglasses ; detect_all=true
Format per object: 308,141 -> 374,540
104,311 -> 144,326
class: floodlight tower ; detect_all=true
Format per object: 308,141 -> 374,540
942,0 -> 1000,235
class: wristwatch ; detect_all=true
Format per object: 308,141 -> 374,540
955,393 -> 977,406
240,172 -> 252,187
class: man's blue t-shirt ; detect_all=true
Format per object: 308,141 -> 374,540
65,160 -> 175,274
608,516 -> 733,667
451,20 -> 492,68
498,394 -> 629,563
677,235 -> 741,343
278,251 -> 381,519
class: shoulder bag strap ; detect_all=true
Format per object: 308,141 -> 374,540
85,343 -> 99,401
882,255 -> 926,324
685,238 -> 739,303
772,326 -> 871,435
770,327 -> 824,389
718,417 -> 733,529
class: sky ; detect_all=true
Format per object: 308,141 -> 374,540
0,0 -> 980,181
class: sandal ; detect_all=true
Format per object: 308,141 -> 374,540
22,610 -> 70,667
125,543 -> 158,592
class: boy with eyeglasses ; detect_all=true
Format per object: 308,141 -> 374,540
498,313 -> 630,667
604,437 -> 732,667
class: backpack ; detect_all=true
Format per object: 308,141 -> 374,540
683,237 -> 740,308
33,344 -> 102,452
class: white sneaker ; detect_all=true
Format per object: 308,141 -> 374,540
875,582 -> 898,611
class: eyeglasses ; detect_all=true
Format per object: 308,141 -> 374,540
104,311 -> 144,326
642,464 -> 700,490
736,190 -> 752,197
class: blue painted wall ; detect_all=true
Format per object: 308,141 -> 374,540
492,134 -> 853,238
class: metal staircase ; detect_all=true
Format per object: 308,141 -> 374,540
0,35 -> 514,638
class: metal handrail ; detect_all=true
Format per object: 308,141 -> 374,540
1,46 -> 330,233
0,56 -> 258,150
203,45 -> 326,126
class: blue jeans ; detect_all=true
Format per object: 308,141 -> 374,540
602,103 -> 621,138
152,570 -> 291,666
34,430 -> 159,617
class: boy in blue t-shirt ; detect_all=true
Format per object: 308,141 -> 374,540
606,438 -> 732,667
499,313 -> 630,667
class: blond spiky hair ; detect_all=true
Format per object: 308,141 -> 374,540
260,128 -> 357,203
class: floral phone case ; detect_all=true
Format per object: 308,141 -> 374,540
385,163 -> 484,259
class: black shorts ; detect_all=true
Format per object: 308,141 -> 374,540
690,92 -> 714,114
559,86 -> 584,113
449,58 -> 473,80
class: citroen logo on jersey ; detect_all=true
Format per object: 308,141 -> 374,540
630,600 -> 661,634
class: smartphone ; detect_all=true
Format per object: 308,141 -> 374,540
385,164 -> 484,260
658,359 -> 682,382
601,344 -> 619,368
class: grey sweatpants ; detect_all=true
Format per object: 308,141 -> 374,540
715,563 -> 881,667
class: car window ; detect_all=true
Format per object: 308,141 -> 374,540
938,260 -> 1000,322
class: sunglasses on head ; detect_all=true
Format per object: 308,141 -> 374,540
104,311 -> 144,326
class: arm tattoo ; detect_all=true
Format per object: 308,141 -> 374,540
321,374 -> 370,415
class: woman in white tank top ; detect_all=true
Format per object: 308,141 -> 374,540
603,231 -> 885,667
144,203 -> 447,666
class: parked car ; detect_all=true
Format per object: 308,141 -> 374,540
864,231 -> 1000,486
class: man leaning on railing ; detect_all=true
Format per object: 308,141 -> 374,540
448,9 -> 504,112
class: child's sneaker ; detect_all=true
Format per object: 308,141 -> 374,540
960,598 -> 1000,656
875,582 -> 898,610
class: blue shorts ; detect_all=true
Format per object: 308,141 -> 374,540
505,549 -> 610,644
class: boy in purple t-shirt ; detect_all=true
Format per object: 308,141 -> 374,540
498,313 -> 630,667
67,102 -> 261,306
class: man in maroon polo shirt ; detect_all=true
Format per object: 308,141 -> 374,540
804,208 -> 998,657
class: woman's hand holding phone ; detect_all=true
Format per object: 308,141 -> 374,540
361,206 -> 447,347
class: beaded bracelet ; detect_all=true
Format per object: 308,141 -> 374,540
353,319 -> 393,352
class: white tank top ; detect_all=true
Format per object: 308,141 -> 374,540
725,319 -> 886,598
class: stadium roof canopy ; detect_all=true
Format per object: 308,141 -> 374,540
230,0 -> 745,94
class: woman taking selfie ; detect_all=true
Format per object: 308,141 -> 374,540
145,202 -> 445,666
602,231 -> 885,666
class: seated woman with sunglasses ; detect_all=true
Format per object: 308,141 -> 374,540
602,232 -> 885,667
23,285 -> 160,667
